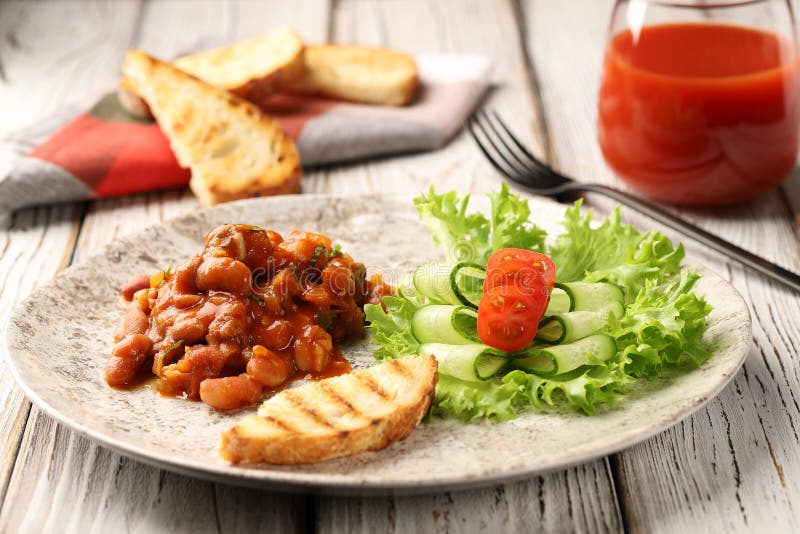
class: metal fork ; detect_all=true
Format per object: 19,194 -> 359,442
466,110 -> 800,293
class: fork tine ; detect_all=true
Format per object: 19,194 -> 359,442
478,110 -> 551,178
466,115 -> 531,186
489,111 -> 569,182
470,111 -> 566,190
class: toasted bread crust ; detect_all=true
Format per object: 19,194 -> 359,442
118,29 -> 304,118
174,29 -> 305,100
117,77 -> 152,119
286,44 -> 418,106
220,355 -> 438,464
123,51 -> 301,207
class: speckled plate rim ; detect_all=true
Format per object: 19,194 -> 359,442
3,194 -> 752,496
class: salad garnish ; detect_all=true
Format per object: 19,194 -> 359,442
365,185 -> 712,420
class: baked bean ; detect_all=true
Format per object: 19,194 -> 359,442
168,315 -> 210,345
173,255 -> 202,294
247,345 -> 290,387
300,286 -> 336,307
105,334 -> 153,387
171,345 -> 226,398
172,294 -> 202,309
121,302 -> 149,336
322,261 -> 355,296
251,319 -> 294,351
199,374 -> 262,411
207,299 -> 248,341
293,325 -> 333,372
120,274 -> 150,301
241,229 -> 273,269
196,257 -> 251,295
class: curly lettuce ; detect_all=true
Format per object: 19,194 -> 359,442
413,183 -> 545,263
367,188 -> 712,419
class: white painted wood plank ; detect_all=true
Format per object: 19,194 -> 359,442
0,0 -> 140,509
0,1 -> 328,531
0,0 -> 143,136
0,204 -> 81,505
314,1 -> 623,531
523,0 -> 800,531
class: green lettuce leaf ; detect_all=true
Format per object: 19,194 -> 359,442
550,200 -> 684,295
364,293 -> 420,360
433,364 -> 632,420
487,185 -> 547,257
413,188 -> 490,263
413,184 -> 545,263
609,270 -> 712,379
432,373 -> 522,421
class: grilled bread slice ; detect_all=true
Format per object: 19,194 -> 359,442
118,29 -> 305,118
220,354 -> 438,464
174,28 -> 305,101
122,51 -> 301,207
285,45 -> 418,106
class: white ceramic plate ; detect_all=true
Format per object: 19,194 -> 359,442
4,194 -> 751,495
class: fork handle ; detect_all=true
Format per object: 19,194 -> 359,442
574,182 -> 800,292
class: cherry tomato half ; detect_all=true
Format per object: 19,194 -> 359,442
477,279 -> 547,352
485,249 -> 556,290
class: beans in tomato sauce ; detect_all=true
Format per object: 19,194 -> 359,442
105,224 -> 392,411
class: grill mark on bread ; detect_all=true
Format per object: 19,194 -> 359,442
318,381 -> 364,417
282,390 -> 335,428
388,358 -> 412,379
220,355 -> 438,464
264,414 -> 294,432
358,373 -> 390,400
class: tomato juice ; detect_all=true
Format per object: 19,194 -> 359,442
598,23 -> 800,205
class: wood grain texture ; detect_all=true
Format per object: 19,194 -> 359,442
0,0 -> 141,513
0,1 -> 326,532
522,0 -> 800,531
313,1 -> 623,532
0,204 -> 81,508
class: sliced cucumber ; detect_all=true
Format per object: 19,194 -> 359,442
536,310 -> 612,345
413,262 -> 462,305
450,262 -> 486,307
556,282 -> 624,313
419,343 -> 509,381
512,334 -> 616,376
411,305 -> 478,345
544,287 -> 571,316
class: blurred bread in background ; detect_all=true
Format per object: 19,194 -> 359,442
122,51 -> 301,207
119,28 -> 305,118
284,45 -> 418,106
118,32 -> 418,118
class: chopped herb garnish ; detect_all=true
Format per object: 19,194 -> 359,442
315,310 -> 337,330
310,245 -> 327,267
354,264 -> 367,279
249,291 -> 265,306
328,244 -> 342,258
165,339 -> 184,356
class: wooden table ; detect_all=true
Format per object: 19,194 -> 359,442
2,1 -> 799,532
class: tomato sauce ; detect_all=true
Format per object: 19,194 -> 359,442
598,23 -> 800,205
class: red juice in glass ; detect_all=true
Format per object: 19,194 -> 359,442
598,22 -> 800,205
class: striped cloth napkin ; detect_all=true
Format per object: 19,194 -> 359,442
0,54 -> 491,215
